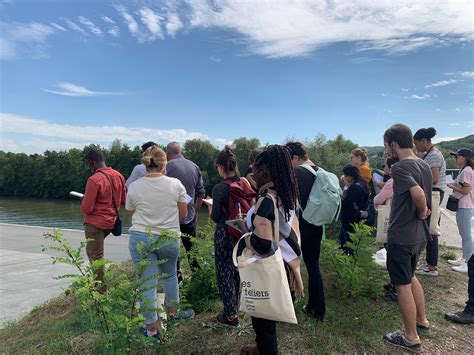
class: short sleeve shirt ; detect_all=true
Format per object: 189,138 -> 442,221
126,176 -> 187,236
423,148 -> 446,190
454,166 -> 474,209
388,159 -> 432,245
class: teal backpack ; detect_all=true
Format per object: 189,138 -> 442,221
300,164 -> 342,226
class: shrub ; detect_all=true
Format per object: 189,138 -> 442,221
180,222 -> 220,313
320,222 -> 384,298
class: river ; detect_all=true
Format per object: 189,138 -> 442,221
0,196 -> 211,231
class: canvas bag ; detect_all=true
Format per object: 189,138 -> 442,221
375,201 -> 391,244
429,191 -> 441,235
300,164 -> 342,226
232,193 -> 297,324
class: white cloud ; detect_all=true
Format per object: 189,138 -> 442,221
410,94 -> 430,100
425,79 -> 458,89
62,18 -> 86,35
210,55 -> 222,62
165,11 -> 183,37
42,82 -> 126,97
460,71 -> 474,78
138,7 -> 164,40
435,108 -> 441,112
50,22 -> 67,32
214,138 -> 233,147
0,113 -> 229,153
401,88 -> 409,92
380,93 -> 387,97
433,136 -> 463,144
102,15 -> 120,37
102,16 -> 116,25
115,5 -> 145,42
78,16 -> 103,36
0,21 -> 56,60
185,0 -> 473,58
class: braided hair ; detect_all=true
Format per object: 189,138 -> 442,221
254,145 -> 299,222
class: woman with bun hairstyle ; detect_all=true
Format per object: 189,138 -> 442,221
126,146 -> 194,339
210,146 -> 242,327
447,148 -> 474,273
414,127 -> 446,277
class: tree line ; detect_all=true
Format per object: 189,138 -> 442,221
0,134 -> 471,199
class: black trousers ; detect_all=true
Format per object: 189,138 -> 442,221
299,217 -> 325,318
466,254 -> 474,315
251,316 -> 278,355
177,220 -> 200,282
426,190 -> 444,267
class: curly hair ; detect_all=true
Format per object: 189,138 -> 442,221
254,144 -> 299,222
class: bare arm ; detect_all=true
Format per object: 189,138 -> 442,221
178,202 -> 188,220
448,182 -> 471,195
430,167 -> 440,185
194,195 -> 203,222
409,186 -> 430,219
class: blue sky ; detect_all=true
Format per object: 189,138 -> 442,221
1,0 -> 473,154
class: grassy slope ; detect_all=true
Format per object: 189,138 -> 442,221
1,247 -> 473,354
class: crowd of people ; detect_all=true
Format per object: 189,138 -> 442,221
78,124 -> 473,353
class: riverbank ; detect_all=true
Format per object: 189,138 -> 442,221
0,224 -> 130,324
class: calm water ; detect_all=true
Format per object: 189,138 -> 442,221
0,196 -> 210,231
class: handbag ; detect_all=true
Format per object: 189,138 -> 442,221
429,191 -> 441,235
232,193 -> 297,324
446,195 -> 459,212
98,171 -> 122,236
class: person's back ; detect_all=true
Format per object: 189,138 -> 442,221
389,159 -> 432,245
127,175 -> 186,235
81,167 -> 126,228
166,156 -> 204,223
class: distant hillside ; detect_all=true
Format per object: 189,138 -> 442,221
365,134 -> 473,170
437,135 -> 474,151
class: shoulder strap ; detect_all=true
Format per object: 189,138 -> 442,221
98,171 -> 119,215
300,163 -> 317,176
265,192 -> 280,243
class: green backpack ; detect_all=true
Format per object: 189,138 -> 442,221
300,164 -> 342,226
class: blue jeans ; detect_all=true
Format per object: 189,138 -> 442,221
129,231 -> 180,324
456,208 -> 473,261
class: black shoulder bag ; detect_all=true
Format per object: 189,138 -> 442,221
98,171 -> 122,236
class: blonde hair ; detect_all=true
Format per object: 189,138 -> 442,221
142,146 -> 167,172
351,147 -> 368,162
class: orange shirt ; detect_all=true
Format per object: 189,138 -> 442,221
358,163 -> 372,183
80,167 -> 126,229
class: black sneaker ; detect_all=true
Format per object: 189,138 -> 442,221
416,322 -> 432,336
216,313 -> 239,327
303,305 -> 324,321
383,330 -> 422,353
382,289 -> 398,302
445,311 -> 474,324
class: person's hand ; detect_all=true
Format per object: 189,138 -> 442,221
235,218 -> 248,233
418,207 -> 431,220
447,182 -> 455,189
376,182 -> 384,189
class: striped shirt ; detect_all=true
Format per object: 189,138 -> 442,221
423,147 -> 446,190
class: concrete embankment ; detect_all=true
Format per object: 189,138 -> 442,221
0,224 -> 130,325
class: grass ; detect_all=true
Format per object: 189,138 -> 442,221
1,246 -> 473,354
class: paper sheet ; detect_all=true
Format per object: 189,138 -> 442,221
373,172 -> 384,185
184,194 -> 193,204
203,197 -> 213,206
70,191 -> 84,198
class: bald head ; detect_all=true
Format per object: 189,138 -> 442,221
166,141 -> 182,160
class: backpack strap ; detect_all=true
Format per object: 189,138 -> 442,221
300,163 -> 320,177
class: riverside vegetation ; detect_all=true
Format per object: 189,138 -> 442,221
1,221 -> 473,353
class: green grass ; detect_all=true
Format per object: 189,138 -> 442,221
1,246 -> 472,354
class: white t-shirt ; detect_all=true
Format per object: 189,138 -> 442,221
126,176 -> 187,235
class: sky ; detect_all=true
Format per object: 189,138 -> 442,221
0,0 -> 473,154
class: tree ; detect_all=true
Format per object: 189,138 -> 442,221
231,137 -> 260,174
184,139 -> 220,194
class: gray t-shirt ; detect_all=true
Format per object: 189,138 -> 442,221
166,156 -> 205,224
423,147 -> 446,190
388,158 -> 432,246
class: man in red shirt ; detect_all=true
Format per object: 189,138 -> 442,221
81,149 -> 126,290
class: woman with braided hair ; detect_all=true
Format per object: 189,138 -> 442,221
240,144 -> 303,355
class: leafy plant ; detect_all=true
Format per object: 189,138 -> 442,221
320,222 -> 384,298
42,229 -> 178,353
180,222 -> 220,313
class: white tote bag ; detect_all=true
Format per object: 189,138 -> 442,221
376,203 -> 391,244
429,191 -> 441,236
232,194 -> 297,324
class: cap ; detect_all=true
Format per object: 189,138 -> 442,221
450,148 -> 473,158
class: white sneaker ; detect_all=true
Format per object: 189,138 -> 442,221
448,258 -> 465,266
452,263 -> 468,273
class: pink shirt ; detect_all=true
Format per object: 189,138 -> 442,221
454,166 -> 474,209
374,178 -> 393,210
